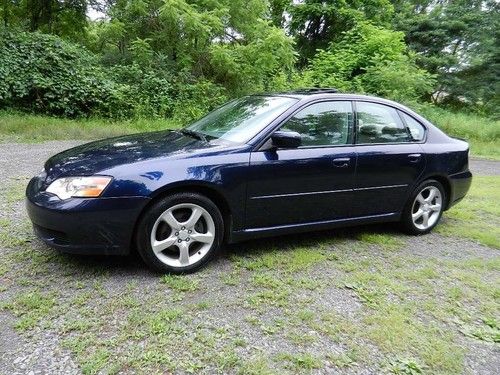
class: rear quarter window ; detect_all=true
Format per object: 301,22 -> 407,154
400,111 -> 426,142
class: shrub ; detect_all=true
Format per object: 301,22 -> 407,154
170,79 -> 227,122
0,30 -> 123,117
0,29 -> 227,121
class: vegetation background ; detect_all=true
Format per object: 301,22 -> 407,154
0,0 -> 498,157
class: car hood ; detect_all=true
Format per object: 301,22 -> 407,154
44,130 -> 242,181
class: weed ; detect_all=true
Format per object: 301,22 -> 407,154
81,348 -> 110,375
327,350 -> 358,368
357,232 -> 405,250
277,352 -> 322,370
4,290 -> 56,331
161,274 -> 199,292
387,358 -> 425,374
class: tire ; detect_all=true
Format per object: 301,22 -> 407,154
136,192 -> 224,273
401,179 -> 446,235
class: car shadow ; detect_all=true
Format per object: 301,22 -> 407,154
222,222 -> 404,258
36,222 -> 404,276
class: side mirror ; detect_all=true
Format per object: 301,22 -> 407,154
271,130 -> 302,149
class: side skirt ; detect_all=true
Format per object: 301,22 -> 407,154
228,212 -> 401,243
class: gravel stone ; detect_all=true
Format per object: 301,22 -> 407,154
0,141 -> 498,374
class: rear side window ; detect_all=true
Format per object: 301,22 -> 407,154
281,101 -> 353,147
356,102 -> 410,144
400,111 -> 426,142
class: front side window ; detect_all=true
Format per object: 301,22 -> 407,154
280,101 -> 353,147
356,102 -> 409,144
400,111 -> 426,141
187,96 -> 298,143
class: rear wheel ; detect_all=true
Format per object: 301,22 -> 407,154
136,192 -> 224,273
402,179 -> 445,235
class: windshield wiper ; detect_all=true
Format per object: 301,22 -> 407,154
180,129 -> 207,142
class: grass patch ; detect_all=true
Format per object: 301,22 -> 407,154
4,290 -> 57,331
5,178 -> 28,204
235,244 -> 328,273
327,349 -> 359,368
277,352 -> 322,371
356,232 -> 405,250
421,106 -> 500,160
364,303 -> 464,374
80,348 -> 110,375
161,274 -> 200,292
438,176 -> 500,248
0,111 -> 180,142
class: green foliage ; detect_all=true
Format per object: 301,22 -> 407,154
361,55 -> 435,102
392,0 -> 499,115
288,0 -> 395,65
302,22 -> 435,101
0,30 -> 120,117
90,0 -> 295,96
0,0 -> 498,121
0,30 -> 227,119
0,0 -> 88,41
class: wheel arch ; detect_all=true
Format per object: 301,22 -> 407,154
131,182 -> 233,251
421,174 -> 452,210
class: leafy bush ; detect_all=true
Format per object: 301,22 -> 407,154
0,30 -> 122,117
170,79 -> 227,122
302,22 -> 435,101
0,30 -> 227,121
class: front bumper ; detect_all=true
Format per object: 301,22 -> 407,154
26,177 -> 150,255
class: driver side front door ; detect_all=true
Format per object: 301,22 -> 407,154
245,101 -> 357,229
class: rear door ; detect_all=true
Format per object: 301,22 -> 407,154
245,101 -> 357,228
352,101 -> 426,217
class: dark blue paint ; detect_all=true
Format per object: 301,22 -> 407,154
26,93 -> 472,255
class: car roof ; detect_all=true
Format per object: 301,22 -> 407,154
258,89 -> 416,113
262,89 -> 398,104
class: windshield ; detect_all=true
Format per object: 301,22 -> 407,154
186,96 -> 298,143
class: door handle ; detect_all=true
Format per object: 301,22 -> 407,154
332,157 -> 351,168
408,153 -> 422,163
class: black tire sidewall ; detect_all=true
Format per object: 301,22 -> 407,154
402,179 -> 446,235
136,192 -> 224,273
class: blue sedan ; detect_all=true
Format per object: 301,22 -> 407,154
26,89 -> 472,273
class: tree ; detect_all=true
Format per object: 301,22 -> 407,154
91,0 -> 296,95
391,0 -> 499,112
302,22 -> 435,101
0,0 -> 88,40
288,0 -> 395,65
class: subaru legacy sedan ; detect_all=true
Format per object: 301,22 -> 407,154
26,89 -> 472,273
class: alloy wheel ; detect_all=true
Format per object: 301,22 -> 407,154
150,203 -> 215,268
411,186 -> 442,230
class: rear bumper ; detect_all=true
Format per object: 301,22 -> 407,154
448,170 -> 472,209
26,177 -> 150,255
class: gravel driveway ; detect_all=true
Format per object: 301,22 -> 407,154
0,141 -> 498,375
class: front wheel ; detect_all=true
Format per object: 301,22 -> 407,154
402,180 -> 446,235
136,192 -> 224,273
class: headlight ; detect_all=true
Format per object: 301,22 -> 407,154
46,176 -> 112,200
